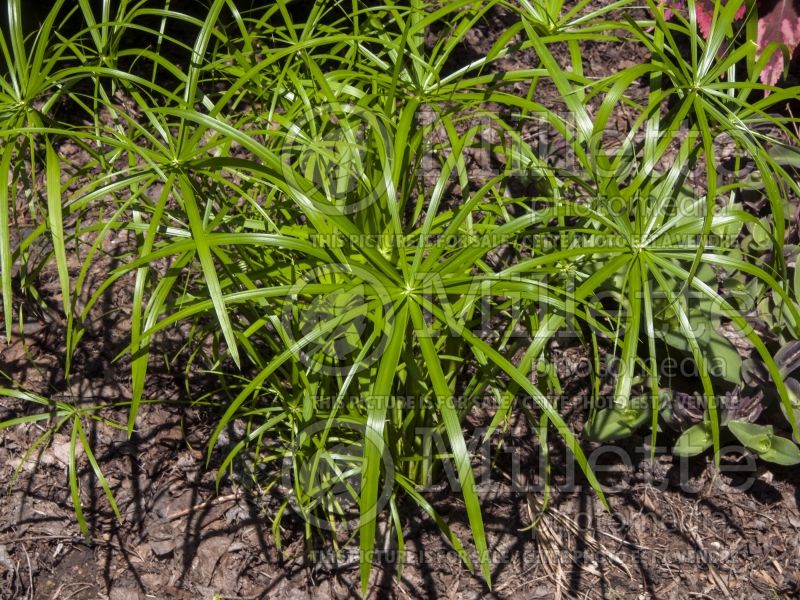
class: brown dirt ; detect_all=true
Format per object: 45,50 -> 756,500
2,387 -> 800,599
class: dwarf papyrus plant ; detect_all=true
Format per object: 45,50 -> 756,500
0,0 -> 151,538
67,0 -> 634,591
543,0 -> 800,461
2,0 -> 800,596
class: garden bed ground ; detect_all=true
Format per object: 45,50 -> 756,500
2,2 -> 800,599
1,343 -> 799,599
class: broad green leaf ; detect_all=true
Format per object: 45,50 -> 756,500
359,301 -> 409,596
45,142 -> 71,317
410,301 -> 490,586
584,402 -> 650,442
673,422 -> 714,457
728,420 -> 800,466
69,419 -> 90,540
177,176 -> 240,368
0,145 -> 14,341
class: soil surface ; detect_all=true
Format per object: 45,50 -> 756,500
2,3 -> 800,600
2,375 -> 800,599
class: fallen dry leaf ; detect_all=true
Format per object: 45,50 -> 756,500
756,0 -> 800,85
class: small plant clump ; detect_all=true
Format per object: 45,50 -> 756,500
0,0 -> 799,595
